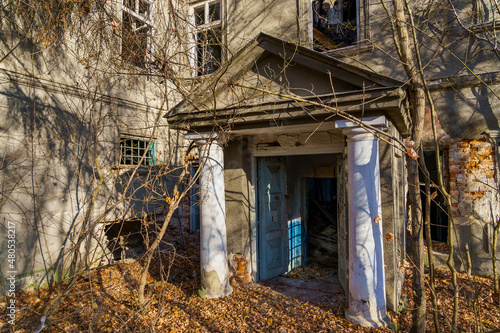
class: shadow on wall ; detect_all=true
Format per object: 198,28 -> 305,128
0,70 -> 120,286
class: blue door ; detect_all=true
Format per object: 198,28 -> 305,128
258,157 -> 288,280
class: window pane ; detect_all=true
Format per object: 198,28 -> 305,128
195,6 -> 205,26
196,29 -> 221,75
208,2 -> 220,22
120,138 -> 155,166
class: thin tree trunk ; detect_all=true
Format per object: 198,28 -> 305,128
408,153 -> 426,333
138,169 -> 187,306
406,88 -> 426,333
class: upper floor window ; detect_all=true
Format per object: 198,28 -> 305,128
122,0 -> 154,67
312,0 -> 357,51
120,137 -> 155,166
190,0 -> 222,76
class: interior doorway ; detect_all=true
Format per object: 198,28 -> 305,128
306,177 -> 338,271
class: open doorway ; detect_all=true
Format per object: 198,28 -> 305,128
257,154 -> 340,281
258,153 -> 342,297
420,150 -> 449,242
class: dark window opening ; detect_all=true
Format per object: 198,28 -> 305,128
120,138 -> 155,166
105,219 -> 145,261
312,0 -> 357,51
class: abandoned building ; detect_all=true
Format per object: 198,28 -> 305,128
0,0 -> 499,329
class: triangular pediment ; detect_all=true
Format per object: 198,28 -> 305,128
167,32 -> 407,134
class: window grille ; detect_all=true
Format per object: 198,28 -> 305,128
120,138 -> 155,166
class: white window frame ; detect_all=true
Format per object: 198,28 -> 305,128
189,0 -> 222,76
121,0 -> 155,67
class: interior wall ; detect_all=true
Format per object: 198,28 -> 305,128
286,154 -> 338,221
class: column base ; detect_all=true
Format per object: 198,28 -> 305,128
345,306 -> 391,328
200,269 -> 233,299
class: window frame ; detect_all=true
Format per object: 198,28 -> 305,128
189,0 -> 223,77
310,0 -> 372,54
121,0 -> 155,67
119,136 -> 156,167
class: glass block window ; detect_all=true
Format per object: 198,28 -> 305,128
120,138 -> 155,166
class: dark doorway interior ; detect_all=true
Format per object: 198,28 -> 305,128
306,177 -> 338,270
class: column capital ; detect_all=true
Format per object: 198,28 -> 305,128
335,116 -> 388,135
184,132 -> 226,147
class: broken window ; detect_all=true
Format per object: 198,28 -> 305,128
122,0 -> 154,67
120,137 -> 155,166
191,0 -> 222,76
312,0 -> 357,51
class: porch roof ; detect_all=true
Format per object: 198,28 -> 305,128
166,32 -> 410,136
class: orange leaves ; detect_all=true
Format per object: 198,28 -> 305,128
111,21 -> 121,31
166,191 -> 180,205
386,232 -> 394,242
374,215 -> 381,225
405,139 -> 419,160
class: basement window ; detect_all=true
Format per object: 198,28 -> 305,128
190,0 -> 222,76
120,137 -> 155,166
122,0 -> 154,67
312,0 -> 357,51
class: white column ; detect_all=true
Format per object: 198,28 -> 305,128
197,138 -> 233,298
335,116 -> 391,328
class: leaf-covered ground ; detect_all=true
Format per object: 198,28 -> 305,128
2,233 -> 499,332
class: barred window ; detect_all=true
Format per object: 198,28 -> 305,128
120,138 -> 155,166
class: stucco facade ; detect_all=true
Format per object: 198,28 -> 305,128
0,0 -> 184,286
0,0 -> 498,328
